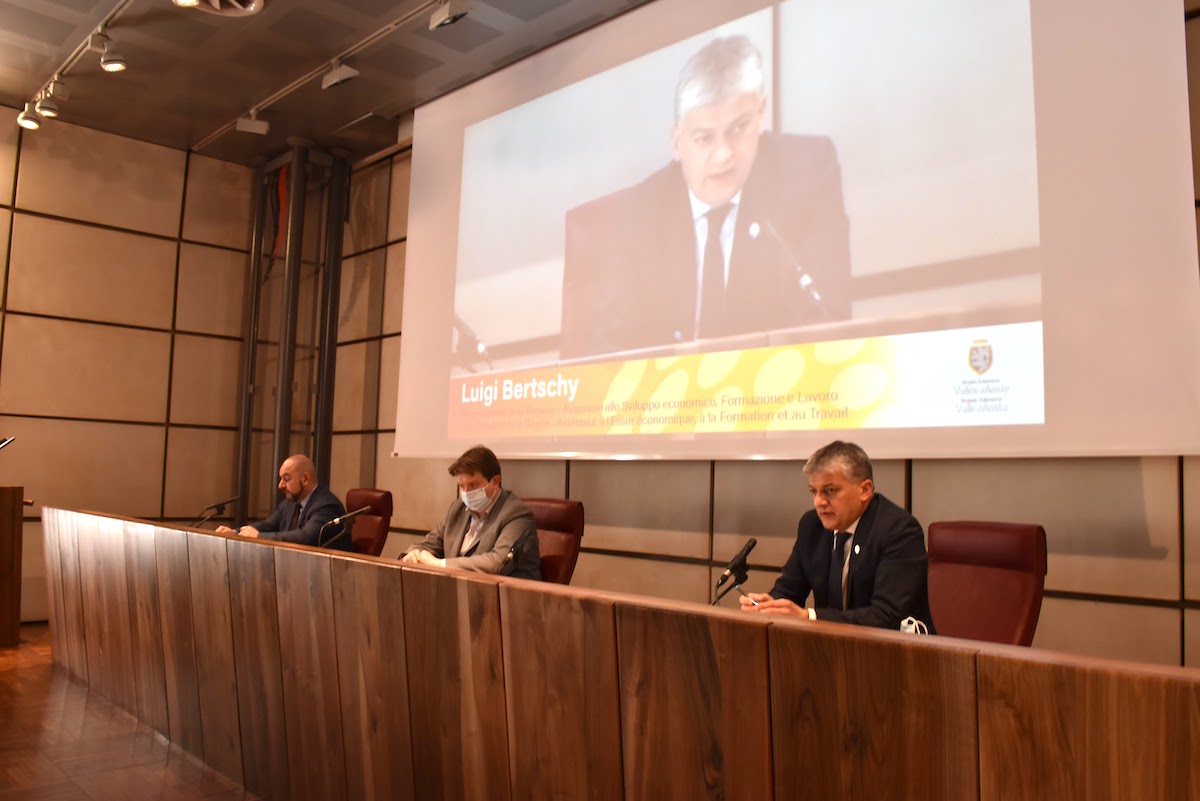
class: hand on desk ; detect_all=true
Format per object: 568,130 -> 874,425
214,525 -> 260,538
739,593 -> 808,617
401,549 -> 446,568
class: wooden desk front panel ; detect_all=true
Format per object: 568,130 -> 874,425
186,531 -> 243,784
616,602 -> 772,801
500,582 -> 623,801
76,514 -> 137,713
273,547 -> 349,801
770,622 -> 979,801
331,555 -> 417,801
978,651 -> 1200,800
227,537 -> 290,799
39,507 -> 69,668
403,568 -> 511,801
122,519 -> 168,734
47,508 -> 89,680
154,525 -> 204,755
38,509 -> 1200,801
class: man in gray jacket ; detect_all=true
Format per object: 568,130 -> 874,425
402,445 -> 541,580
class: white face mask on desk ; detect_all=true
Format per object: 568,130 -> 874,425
461,485 -> 490,511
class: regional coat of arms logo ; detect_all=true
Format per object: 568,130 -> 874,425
968,339 -> 993,375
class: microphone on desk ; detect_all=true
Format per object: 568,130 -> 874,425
190,495 -> 240,528
318,506 -> 371,548
715,537 -> 756,590
499,529 -> 537,577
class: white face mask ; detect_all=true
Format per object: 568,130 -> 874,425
461,484 -> 490,511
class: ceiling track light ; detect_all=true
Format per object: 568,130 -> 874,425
235,110 -> 269,135
34,93 -> 59,119
320,59 -> 360,90
46,77 -> 69,101
17,103 -> 40,131
177,0 -> 267,16
429,0 -> 468,30
100,41 -> 127,72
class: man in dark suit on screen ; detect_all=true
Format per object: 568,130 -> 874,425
560,34 -> 851,360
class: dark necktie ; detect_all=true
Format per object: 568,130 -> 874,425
698,203 -> 732,338
828,532 -> 850,610
289,503 -> 301,531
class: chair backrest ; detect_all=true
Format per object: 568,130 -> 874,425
344,488 -> 393,557
927,520 -> 1048,646
522,497 -> 584,584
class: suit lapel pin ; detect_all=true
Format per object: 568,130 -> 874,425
853,544 -> 860,555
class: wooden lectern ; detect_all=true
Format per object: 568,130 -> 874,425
0,487 -> 22,647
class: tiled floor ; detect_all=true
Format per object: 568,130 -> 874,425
0,624 -> 260,801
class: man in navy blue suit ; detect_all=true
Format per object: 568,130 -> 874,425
216,453 -> 352,551
560,34 -> 851,359
741,440 -> 935,632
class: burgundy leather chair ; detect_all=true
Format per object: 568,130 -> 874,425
927,520 -> 1048,646
344,488 -> 393,557
522,497 -> 585,584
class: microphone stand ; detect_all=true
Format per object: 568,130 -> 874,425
711,567 -> 751,606
318,521 -> 349,549
189,501 -> 230,528
317,506 -> 371,548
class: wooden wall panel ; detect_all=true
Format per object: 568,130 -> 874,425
52,509 -> 88,680
403,568 -> 511,801
769,622 -> 979,801
77,515 -> 137,712
227,538 -> 290,800
274,547 -> 348,801
331,556 -> 416,801
122,519 -> 168,735
40,508 -> 67,663
155,525 -> 204,756
500,582 -> 623,801
978,651 -> 1200,800
187,532 -> 243,783
616,602 -> 772,801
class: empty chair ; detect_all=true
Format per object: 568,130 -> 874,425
926,520 -> 1048,646
522,497 -> 585,584
344,488 -> 393,556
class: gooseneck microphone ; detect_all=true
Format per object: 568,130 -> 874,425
318,506 -> 371,548
190,495 -> 240,528
715,537 -> 757,589
327,506 -> 372,528
499,529 -> 537,576
0,436 -> 14,451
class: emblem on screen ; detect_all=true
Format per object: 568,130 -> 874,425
968,339 -> 993,375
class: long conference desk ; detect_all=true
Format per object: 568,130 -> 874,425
41,507 -> 1200,801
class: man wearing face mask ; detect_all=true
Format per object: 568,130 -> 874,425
401,444 -> 541,580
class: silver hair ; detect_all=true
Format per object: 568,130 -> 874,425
803,441 -> 874,483
674,35 -> 766,121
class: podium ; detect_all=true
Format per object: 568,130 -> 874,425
0,486 -> 21,647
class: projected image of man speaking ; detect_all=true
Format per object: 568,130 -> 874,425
559,34 -> 851,360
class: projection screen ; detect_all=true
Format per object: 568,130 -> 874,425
394,0 -> 1200,459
